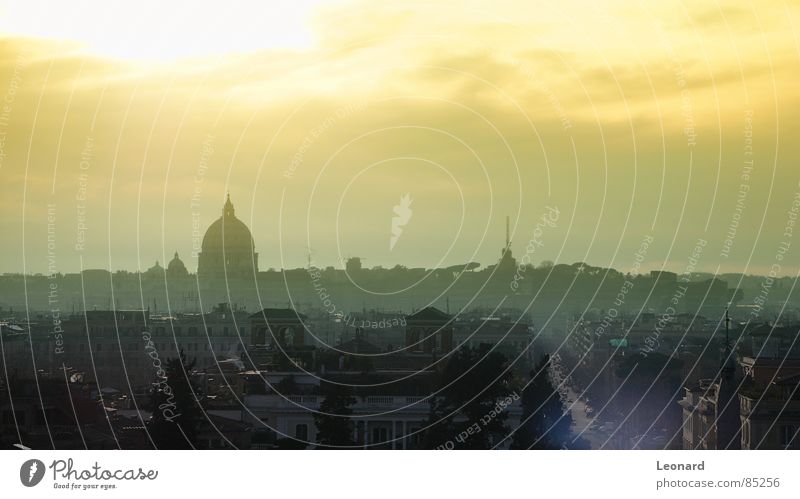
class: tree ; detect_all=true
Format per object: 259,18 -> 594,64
146,351 -> 202,449
314,383 -> 356,448
423,345 -> 514,449
512,355 -> 582,449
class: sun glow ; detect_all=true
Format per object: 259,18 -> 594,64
0,0 -> 326,61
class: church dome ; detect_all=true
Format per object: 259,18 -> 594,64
144,260 -> 163,276
201,195 -> 255,253
198,194 -> 258,279
167,251 -> 188,277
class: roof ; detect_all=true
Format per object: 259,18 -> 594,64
749,323 -> 800,338
338,337 -> 381,354
201,413 -> 252,432
249,308 -> 307,320
406,306 -> 451,322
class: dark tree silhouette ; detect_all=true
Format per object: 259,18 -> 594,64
314,383 -> 356,448
147,351 -> 201,449
423,344 -> 514,449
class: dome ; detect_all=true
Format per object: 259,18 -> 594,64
200,195 -> 255,253
198,195 -> 258,279
144,260 -> 163,275
167,251 -> 188,277
201,216 -> 255,254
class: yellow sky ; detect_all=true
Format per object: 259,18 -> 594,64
1,0 -> 799,275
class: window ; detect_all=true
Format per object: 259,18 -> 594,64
372,427 -> 389,444
409,328 -> 421,352
189,327 -> 198,336
223,327 -> 229,336
295,424 -> 308,440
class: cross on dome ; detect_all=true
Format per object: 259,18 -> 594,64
223,192 -> 235,218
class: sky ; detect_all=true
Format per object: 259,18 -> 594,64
1,0 -> 799,276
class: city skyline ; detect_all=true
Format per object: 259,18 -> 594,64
5,191 -> 800,277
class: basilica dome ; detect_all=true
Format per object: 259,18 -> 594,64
198,195 -> 258,279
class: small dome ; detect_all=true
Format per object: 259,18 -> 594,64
145,260 -> 163,275
167,252 -> 188,276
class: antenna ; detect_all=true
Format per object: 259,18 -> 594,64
505,215 -> 510,248
724,308 -> 730,349
306,246 -> 314,269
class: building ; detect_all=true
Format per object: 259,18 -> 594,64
679,359 -> 740,450
198,194 -> 258,281
246,308 -> 314,371
0,305 -> 253,390
738,324 -> 800,449
453,310 -> 533,360
680,323 -> 800,450
240,370 -> 522,449
739,365 -> 800,450
167,252 -> 189,279
0,375 -> 114,450
243,373 -> 434,449
679,311 -> 741,451
405,306 -> 453,354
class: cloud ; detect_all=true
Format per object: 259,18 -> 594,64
0,0 -> 799,274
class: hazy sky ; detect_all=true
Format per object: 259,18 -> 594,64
1,0 -> 799,275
